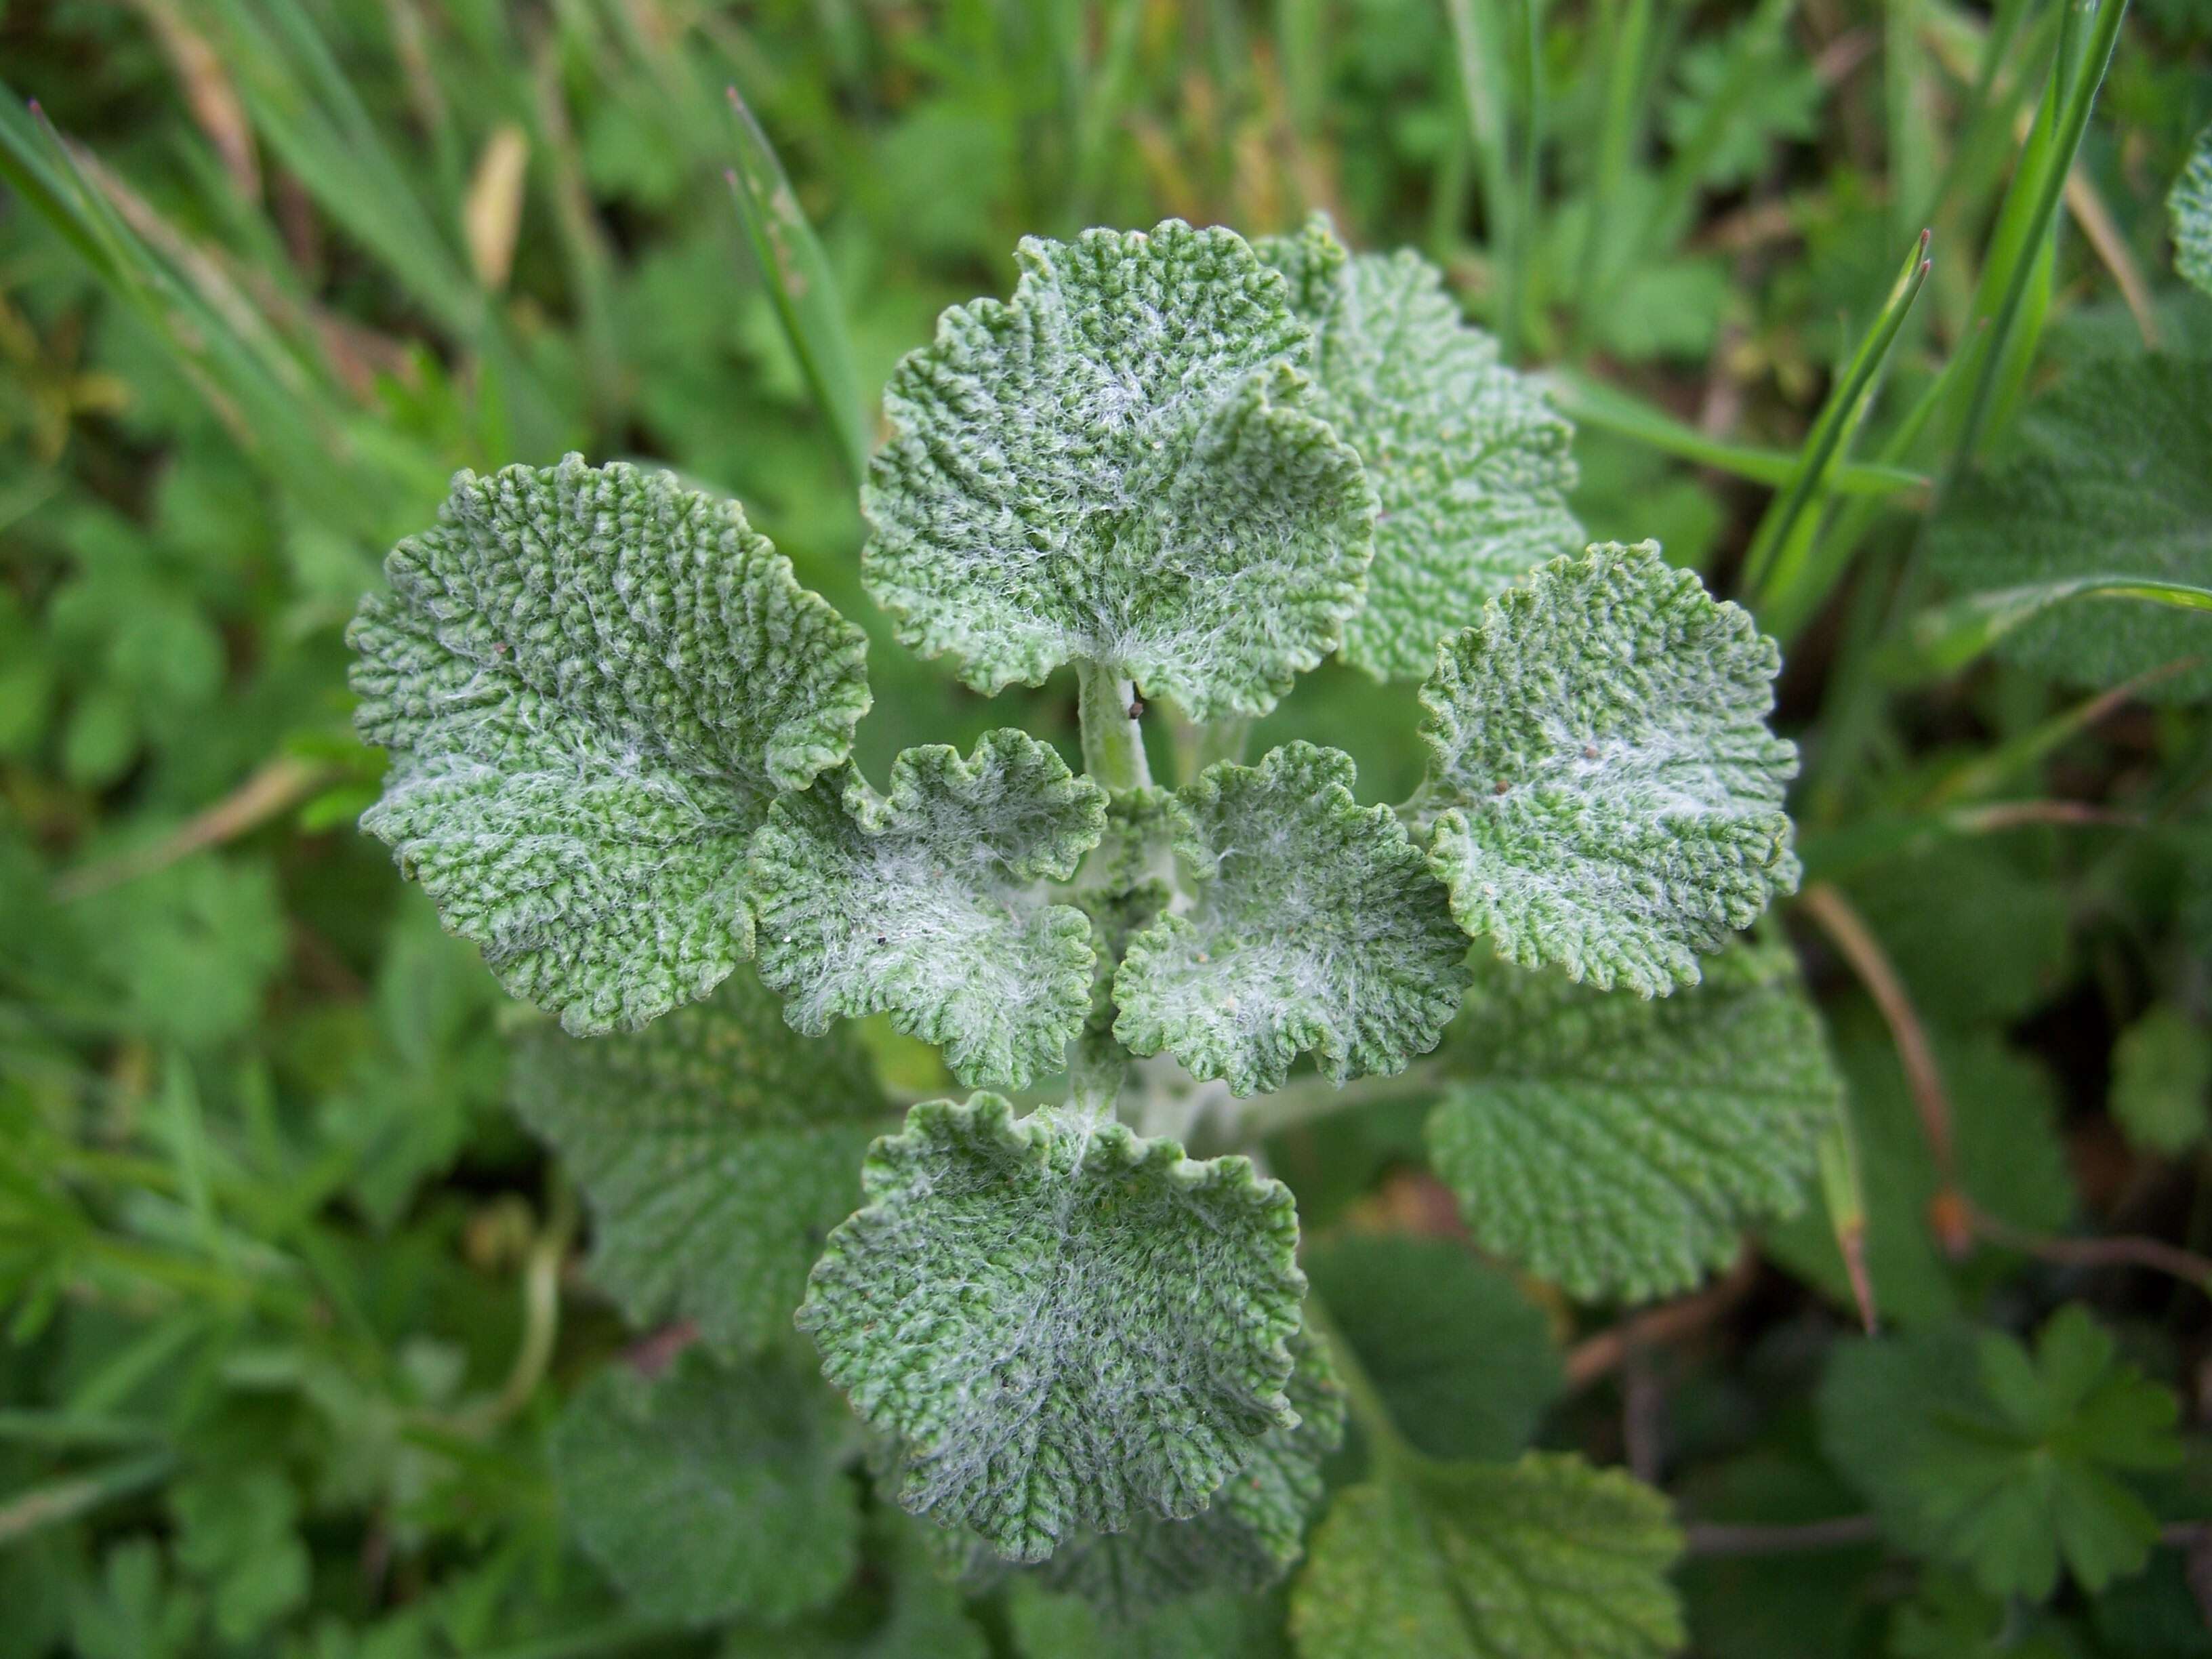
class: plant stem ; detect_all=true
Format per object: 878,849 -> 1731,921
1077,659 -> 1152,795
0,1451 -> 175,1545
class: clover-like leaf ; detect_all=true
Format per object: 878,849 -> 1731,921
1258,216 -> 1582,680
1290,1452 -> 1685,1659
551,1345 -> 860,1626
1820,1307 -> 2184,1601
750,729 -> 1105,1090
1427,944 -> 1839,1303
1008,1329 -> 1345,1619
1113,742 -> 1471,1096
2173,123 -> 2212,298
795,1093 -> 1305,1563
1415,541 -> 1797,996
348,455 -> 869,1034
862,220 -> 1375,721
510,966 -> 888,1355
1924,356 -> 2212,703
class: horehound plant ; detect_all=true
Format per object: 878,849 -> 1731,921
350,218 -> 1838,1652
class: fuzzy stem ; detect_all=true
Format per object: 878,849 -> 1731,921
1077,659 -> 1151,795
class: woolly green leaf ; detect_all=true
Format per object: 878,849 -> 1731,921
1925,356 -> 2212,703
1005,1329 -> 1345,1618
550,1345 -> 860,1626
1819,1307 -> 2184,1601
2173,124 -> 2212,298
861,220 -> 1375,721
1290,1452 -> 1686,1659
510,967 -> 886,1355
348,455 -> 870,1035
1415,541 -> 1798,995
750,730 -> 1105,1090
795,1094 -> 1305,1563
1113,742 -> 1471,1097
1302,1235 -> 1562,1461
1258,218 -> 1581,680
1426,944 -> 1839,1302
2110,1005 -> 2212,1157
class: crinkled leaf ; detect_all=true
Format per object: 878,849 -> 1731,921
1113,742 -> 1471,1096
551,1345 -> 859,1626
349,455 -> 869,1034
1258,218 -> 1581,680
1819,1307 -> 2184,1601
1000,1330 -> 1345,1618
862,220 -> 1375,721
1290,1453 -> 1685,1659
511,966 -> 886,1355
1925,357 -> 2212,702
750,729 -> 1105,1090
795,1094 -> 1305,1563
1416,542 -> 1797,996
2110,1005 -> 2212,1157
1303,1234 -> 1562,1460
1427,944 -> 1839,1302
2173,124 -> 2212,298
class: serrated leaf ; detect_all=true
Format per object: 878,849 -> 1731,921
749,730 -> 1105,1090
2173,124 -> 2212,298
1113,742 -> 1471,1097
1290,1452 -> 1685,1659
1008,1330 -> 1346,1618
1302,1234 -> 1561,1460
1257,218 -> 1581,680
861,220 -> 1375,721
1819,1306 -> 2184,1601
510,966 -> 886,1355
2110,1005 -> 2212,1157
349,455 -> 870,1034
795,1094 -> 1305,1563
1415,542 -> 1798,996
1925,357 -> 2212,702
551,1345 -> 860,1626
1426,944 -> 1839,1302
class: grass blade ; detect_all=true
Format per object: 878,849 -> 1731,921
1892,575 -> 2212,680
1542,369 -> 1930,497
1744,229 -> 1934,636
722,85 -> 872,487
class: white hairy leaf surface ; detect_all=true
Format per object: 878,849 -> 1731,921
795,1094 -> 1305,1564
1290,1452 -> 1685,1659
2173,123 -> 2212,298
550,1345 -> 859,1626
862,220 -> 1376,721
748,729 -> 1106,1090
1416,541 -> 1797,996
510,967 -> 887,1355
1027,1328 -> 1345,1617
1427,945 -> 1841,1303
1258,216 -> 1582,680
1113,741 -> 1471,1097
348,455 -> 869,1034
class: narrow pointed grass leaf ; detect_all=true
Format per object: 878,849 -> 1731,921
1744,230 -> 1933,638
723,86 -> 873,486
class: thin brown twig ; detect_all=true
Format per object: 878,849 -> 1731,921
1564,1251 -> 1759,1390
54,756 -> 331,901
1967,1202 -> 2212,1295
1797,884 -> 1960,1214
